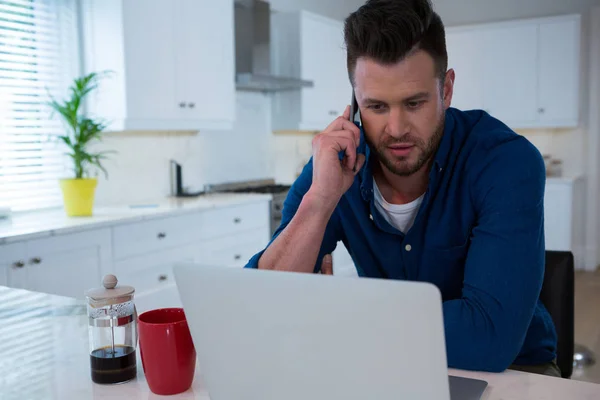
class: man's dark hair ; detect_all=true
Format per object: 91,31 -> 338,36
344,0 -> 448,85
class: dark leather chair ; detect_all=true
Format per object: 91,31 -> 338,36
539,251 -> 575,378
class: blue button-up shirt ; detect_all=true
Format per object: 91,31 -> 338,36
245,107 -> 557,372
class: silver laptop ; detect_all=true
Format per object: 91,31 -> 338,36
173,264 -> 488,400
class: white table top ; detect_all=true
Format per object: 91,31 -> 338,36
0,193 -> 272,244
0,286 -> 598,400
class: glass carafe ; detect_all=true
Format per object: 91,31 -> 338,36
85,274 -> 137,384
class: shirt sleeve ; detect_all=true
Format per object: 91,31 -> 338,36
244,157 -> 342,273
442,136 -> 547,372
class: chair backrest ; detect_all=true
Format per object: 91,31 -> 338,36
540,251 -> 575,378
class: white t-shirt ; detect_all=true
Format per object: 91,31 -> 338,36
373,178 -> 424,234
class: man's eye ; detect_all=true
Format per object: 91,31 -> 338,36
368,104 -> 386,112
407,101 -> 424,109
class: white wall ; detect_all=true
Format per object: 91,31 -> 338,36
268,0 -> 600,25
433,0 -> 600,26
91,92 -> 273,206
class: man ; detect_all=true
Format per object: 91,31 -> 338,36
245,0 -> 559,376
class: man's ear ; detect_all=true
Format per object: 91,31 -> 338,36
443,69 -> 455,109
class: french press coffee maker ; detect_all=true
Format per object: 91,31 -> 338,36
86,274 -> 138,384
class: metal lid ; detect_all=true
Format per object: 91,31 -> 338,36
85,274 -> 135,301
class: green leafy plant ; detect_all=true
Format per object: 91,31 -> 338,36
47,71 -> 114,179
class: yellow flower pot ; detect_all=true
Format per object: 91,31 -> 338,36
59,178 -> 98,217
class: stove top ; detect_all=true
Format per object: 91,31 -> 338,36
207,179 -> 291,196
227,184 -> 290,194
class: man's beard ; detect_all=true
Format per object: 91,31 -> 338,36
366,115 -> 445,177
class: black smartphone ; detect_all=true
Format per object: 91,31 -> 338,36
349,88 -> 359,123
349,88 -> 361,171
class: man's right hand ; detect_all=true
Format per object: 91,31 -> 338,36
308,105 -> 366,210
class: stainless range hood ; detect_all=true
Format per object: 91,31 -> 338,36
234,0 -> 313,92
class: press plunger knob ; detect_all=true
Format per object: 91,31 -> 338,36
102,274 -> 118,289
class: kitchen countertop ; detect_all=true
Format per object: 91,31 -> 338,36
1,286 -> 598,400
0,193 -> 272,244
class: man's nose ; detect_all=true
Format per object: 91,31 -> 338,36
384,107 -> 409,138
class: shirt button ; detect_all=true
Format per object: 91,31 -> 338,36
369,214 -> 374,221
405,244 -> 412,252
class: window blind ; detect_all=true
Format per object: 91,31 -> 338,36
0,0 -> 79,212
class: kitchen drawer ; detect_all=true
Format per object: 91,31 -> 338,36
135,284 -> 182,314
113,213 -> 200,260
112,202 -> 270,260
114,243 -> 197,282
121,262 -> 177,295
195,202 -> 270,241
198,234 -> 268,268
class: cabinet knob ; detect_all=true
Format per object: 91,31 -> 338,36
30,257 -> 42,265
158,274 -> 168,282
233,218 -> 241,224
234,254 -> 241,261
538,107 -> 545,114
188,102 -> 195,108
157,232 -> 167,239
329,110 -> 338,116
179,102 -> 186,108
12,260 -> 25,268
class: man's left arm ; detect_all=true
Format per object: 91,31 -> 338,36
443,136 -> 547,372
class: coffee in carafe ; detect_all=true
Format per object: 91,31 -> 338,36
86,275 -> 138,384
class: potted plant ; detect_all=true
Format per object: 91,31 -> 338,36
47,72 -> 113,217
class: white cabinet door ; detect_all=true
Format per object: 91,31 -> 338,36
544,182 -> 573,252
23,229 -> 112,299
174,0 -> 234,129
538,16 -> 580,127
272,11 -> 350,132
482,24 -> 538,126
82,0 -> 234,131
1,242 -> 26,288
300,14 -> 349,128
332,244 -> 357,277
122,0 -> 177,121
446,30 -> 485,111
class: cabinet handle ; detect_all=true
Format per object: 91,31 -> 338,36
188,102 -> 195,108
30,257 -> 42,265
12,260 -> 25,268
157,232 -> 167,239
158,274 -> 168,282
179,102 -> 186,108
233,218 -> 241,224
329,110 -> 338,116
234,254 -> 241,261
538,107 -> 545,114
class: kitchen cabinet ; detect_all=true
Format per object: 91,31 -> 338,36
271,11 -> 351,132
446,14 -> 582,129
0,242 -> 25,287
1,199 -> 271,302
481,24 -> 539,126
81,0 -> 235,131
2,229 -> 112,299
445,31 -> 484,112
544,177 -> 585,270
332,244 -> 358,277
538,17 -> 581,127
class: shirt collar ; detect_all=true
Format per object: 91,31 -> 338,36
433,107 -> 456,171
358,108 -> 456,202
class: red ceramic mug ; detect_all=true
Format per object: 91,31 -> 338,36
138,308 -> 196,395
